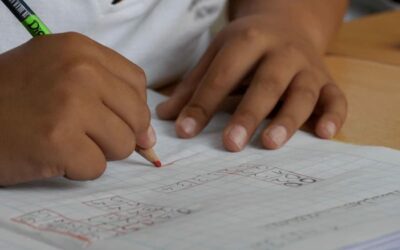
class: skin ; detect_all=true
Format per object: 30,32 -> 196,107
0,0 -> 348,185
0,32 -> 155,185
157,0 -> 349,152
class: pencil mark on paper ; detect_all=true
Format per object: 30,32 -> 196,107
12,196 -> 191,245
154,170 -> 228,193
83,195 -> 143,212
225,164 -> 319,187
11,209 -> 112,244
154,164 -> 320,193
163,151 -> 204,167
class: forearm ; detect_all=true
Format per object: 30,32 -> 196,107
228,0 -> 348,52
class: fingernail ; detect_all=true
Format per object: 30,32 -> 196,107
147,126 -> 156,145
324,121 -> 336,139
228,125 -> 247,150
267,126 -> 287,147
180,117 -> 197,136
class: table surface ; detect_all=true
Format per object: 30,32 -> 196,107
326,56 -> 400,149
328,11 -> 400,66
328,11 -> 400,150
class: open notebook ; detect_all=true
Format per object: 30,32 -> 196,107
1,90 -> 400,250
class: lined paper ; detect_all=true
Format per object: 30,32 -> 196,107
0,90 -> 400,250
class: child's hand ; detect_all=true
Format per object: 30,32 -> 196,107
0,33 -> 154,185
157,14 -> 347,152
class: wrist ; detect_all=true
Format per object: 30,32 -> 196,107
228,0 -> 347,53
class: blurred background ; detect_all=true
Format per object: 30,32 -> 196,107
213,0 -> 400,34
347,0 -> 400,20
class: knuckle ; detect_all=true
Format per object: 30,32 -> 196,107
114,139 -> 136,160
54,33 -> 98,63
284,42 -> 301,55
60,32 -> 92,48
278,43 -> 305,63
61,57 -> 99,81
235,110 -> 259,130
185,103 -> 210,121
208,70 -> 230,91
42,119 -> 68,150
40,111 -> 78,151
240,27 -> 264,43
291,84 -> 319,103
53,83 -> 84,112
255,76 -> 285,97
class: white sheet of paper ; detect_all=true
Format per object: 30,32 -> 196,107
1,90 -> 400,250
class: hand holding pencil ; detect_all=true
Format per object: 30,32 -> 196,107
0,0 -> 161,186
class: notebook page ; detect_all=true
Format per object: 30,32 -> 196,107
0,227 -> 58,250
0,90 -> 400,250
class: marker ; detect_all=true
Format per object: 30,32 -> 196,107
1,0 -> 162,168
1,0 -> 51,36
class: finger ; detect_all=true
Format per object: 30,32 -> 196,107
315,83 -> 348,139
56,32 -> 147,100
157,37 -> 222,120
91,39 -> 149,100
135,125 -> 157,149
222,55 -> 301,152
95,66 -> 151,135
64,134 -> 107,181
85,103 -> 137,161
262,71 -> 322,149
176,38 -> 267,138
98,70 -> 155,149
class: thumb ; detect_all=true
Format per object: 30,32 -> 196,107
135,125 -> 157,149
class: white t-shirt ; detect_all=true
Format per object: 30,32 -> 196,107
0,0 -> 226,87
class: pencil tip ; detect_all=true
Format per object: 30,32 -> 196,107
153,160 -> 162,168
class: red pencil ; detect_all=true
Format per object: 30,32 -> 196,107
135,147 -> 162,168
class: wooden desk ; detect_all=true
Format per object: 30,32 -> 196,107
329,11 -> 400,65
326,56 -> 400,150
328,11 -> 400,149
